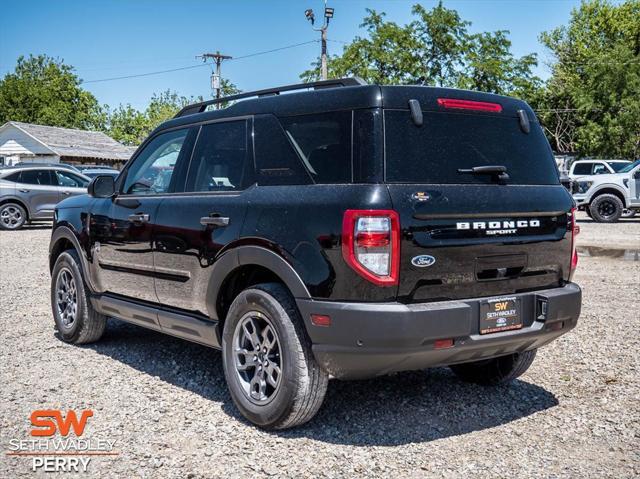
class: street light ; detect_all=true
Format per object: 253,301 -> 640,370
304,1 -> 334,80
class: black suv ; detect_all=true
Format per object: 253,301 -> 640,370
49,78 -> 581,429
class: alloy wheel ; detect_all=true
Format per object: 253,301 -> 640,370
56,268 -> 78,329
0,206 -> 24,229
232,311 -> 282,405
597,200 -> 617,219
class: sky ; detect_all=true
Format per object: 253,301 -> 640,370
0,0 -> 584,111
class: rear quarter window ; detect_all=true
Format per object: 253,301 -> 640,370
279,111 -> 352,184
384,110 -> 559,185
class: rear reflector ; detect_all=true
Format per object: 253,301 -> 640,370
311,314 -> 331,327
434,338 -> 454,349
437,98 -> 503,113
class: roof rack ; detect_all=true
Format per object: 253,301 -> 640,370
174,77 -> 367,118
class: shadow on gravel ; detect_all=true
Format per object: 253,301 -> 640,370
88,320 -> 558,446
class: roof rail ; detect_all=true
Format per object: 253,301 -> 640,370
174,77 -> 367,118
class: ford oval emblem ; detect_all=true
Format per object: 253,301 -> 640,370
411,255 -> 436,268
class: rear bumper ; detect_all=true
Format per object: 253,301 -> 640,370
296,283 -> 581,379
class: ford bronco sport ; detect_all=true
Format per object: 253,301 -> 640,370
49,78 -> 582,429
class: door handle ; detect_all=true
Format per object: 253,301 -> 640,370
19,189 -> 30,193
128,213 -> 150,223
61,191 -> 71,195
200,215 -> 230,227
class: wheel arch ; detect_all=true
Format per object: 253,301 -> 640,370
588,186 -> 628,207
49,226 -> 97,292
207,246 -> 311,327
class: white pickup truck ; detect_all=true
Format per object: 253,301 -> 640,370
572,159 -> 640,222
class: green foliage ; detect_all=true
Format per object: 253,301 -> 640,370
107,80 -> 240,145
538,0 -> 640,158
0,54 -> 105,130
300,2 -> 541,98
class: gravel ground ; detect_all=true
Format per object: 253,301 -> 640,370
0,213 -> 638,478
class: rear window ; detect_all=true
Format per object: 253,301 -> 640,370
384,110 -> 559,185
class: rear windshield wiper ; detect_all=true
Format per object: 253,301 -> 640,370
457,165 -> 510,182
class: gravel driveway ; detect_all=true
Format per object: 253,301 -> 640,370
0,213 -> 638,478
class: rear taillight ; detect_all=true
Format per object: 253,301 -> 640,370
569,207 -> 579,277
342,210 -> 400,286
437,98 -> 503,113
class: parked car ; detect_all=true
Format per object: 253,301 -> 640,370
572,159 -> 640,222
15,161 -> 82,174
0,165 -> 90,230
80,168 -> 120,179
568,159 -> 631,179
48,78 -> 581,429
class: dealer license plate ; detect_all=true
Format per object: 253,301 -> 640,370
480,297 -> 522,334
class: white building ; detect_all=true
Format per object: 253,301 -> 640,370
0,121 -> 135,169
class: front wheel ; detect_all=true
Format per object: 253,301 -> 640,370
589,194 -> 624,223
222,283 -> 328,429
450,349 -> 537,386
51,250 -> 106,344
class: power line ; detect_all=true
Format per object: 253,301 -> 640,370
80,41 -> 319,84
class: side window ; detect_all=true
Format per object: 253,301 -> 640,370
123,129 -> 190,195
592,164 -> 607,175
279,111 -> 352,184
254,115 -> 312,186
185,121 -> 251,192
572,163 -> 592,175
3,172 -> 22,182
55,170 -> 90,188
19,169 -> 55,185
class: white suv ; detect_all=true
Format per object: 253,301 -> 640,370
568,159 -> 631,179
572,159 -> 640,222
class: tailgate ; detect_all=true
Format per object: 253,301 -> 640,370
388,184 -> 574,302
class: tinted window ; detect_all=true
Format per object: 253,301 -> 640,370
279,111 -> 352,184
123,129 -> 189,195
572,163 -> 592,175
385,110 -> 558,185
3,172 -> 21,182
254,115 -> 311,186
19,169 -> 55,185
56,170 -> 90,187
185,121 -> 251,192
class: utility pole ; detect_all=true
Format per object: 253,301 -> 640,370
305,0 -> 334,80
197,52 -> 232,108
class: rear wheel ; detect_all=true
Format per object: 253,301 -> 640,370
51,250 -> 106,344
450,349 -> 537,386
589,194 -> 623,223
0,203 -> 27,230
222,283 -> 328,429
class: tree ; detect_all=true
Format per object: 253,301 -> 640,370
107,81 -> 240,145
300,2 -> 541,99
538,0 -> 640,158
0,55 -> 105,130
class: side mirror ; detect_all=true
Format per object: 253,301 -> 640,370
88,175 -> 115,198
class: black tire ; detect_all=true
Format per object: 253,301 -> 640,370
51,250 -> 106,344
584,208 -> 593,219
450,349 -> 537,386
222,283 -> 328,429
589,194 -> 624,223
0,202 -> 27,230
